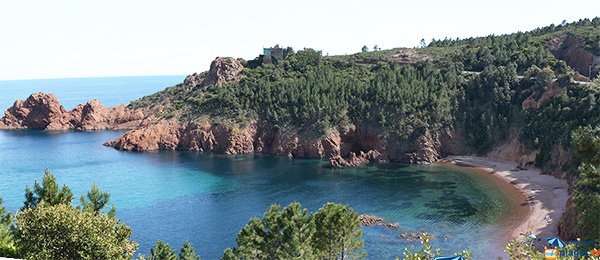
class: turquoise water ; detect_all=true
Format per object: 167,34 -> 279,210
0,77 -> 518,259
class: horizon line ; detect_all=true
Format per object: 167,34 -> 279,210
0,74 -> 187,82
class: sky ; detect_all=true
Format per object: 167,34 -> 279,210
0,0 -> 598,80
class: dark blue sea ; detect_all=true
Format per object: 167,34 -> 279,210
0,76 -> 522,259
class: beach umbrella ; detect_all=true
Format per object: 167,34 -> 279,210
528,233 -> 537,240
434,256 -> 465,260
547,237 -> 566,248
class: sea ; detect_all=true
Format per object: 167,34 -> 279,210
0,76 -> 523,259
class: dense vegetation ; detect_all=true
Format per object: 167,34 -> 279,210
130,18 -> 599,156
127,18 -> 600,246
222,202 -> 365,259
571,126 -> 600,240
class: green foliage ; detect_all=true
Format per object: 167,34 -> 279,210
521,83 -> 600,168
0,222 -> 18,258
179,241 -> 201,260
80,183 -> 116,217
459,65 -> 518,153
0,197 -> 18,258
312,203 -> 366,260
430,17 -> 600,64
399,233 -> 470,260
14,203 -> 136,260
504,236 -> 542,259
148,241 -> 177,260
224,202 -> 365,260
0,197 -> 10,226
287,48 -> 323,72
23,168 -> 74,210
571,126 -> 600,240
199,61 -> 460,141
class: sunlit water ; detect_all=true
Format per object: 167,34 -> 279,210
0,77 -> 521,259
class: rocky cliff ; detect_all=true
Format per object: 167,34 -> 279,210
547,33 -> 599,78
104,120 -> 459,165
0,93 -> 153,131
200,57 -> 244,87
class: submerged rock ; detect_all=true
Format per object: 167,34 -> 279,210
398,232 -> 435,243
328,150 -> 381,168
359,214 -> 400,228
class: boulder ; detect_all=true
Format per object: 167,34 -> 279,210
200,57 -> 244,87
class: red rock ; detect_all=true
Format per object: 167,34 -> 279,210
200,57 -> 244,87
0,93 -> 152,131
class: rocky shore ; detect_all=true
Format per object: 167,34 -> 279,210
0,92 -> 456,164
0,93 -> 153,131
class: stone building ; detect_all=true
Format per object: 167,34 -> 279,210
261,46 -> 285,64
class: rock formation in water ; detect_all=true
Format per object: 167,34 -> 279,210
0,93 -> 152,131
359,214 -> 400,228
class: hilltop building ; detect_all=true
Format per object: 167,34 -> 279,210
261,46 -> 284,64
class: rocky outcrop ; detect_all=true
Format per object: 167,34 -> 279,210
521,82 -> 564,110
0,93 -> 151,131
359,214 -> 400,228
547,34 -> 598,78
200,57 -> 244,87
557,197 -> 582,240
104,120 -> 256,153
390,50 -> 431,65
399,232 -> 435,242
487,128 -> 539,168
328,150 -> 381,168
183,72 -> 204,88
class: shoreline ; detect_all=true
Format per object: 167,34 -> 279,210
442,156 -> 569,247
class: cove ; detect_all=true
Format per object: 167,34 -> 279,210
0,130 -> 524,259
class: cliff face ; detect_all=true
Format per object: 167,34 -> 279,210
547,34 -> 598,78
104,121 -> 459,165
0,93 -> 152,131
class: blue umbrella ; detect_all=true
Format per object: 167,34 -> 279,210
434,256 -> 465,260
547,237 -> 566,248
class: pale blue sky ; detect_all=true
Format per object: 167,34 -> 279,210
0,0 -> 598,80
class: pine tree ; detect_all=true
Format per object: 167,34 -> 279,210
0,197 -> 18,257
80,183 -> 116,217
233,217 -> 265,259
179,241 -> 200,260
23,169 -> 73,210
312,203 -> 366,260
149,241 -> 177,260
221,248 -> 236,260
224,202 -> 367,259
0,197 -> 10,226
276,203 -> 315,259
571,126 -> 600,240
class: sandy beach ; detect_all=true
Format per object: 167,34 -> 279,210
443,156 -> 569,246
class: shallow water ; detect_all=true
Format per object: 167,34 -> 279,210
0,76 -> 522,259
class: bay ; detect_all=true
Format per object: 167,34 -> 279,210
0,76 -> 520,258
